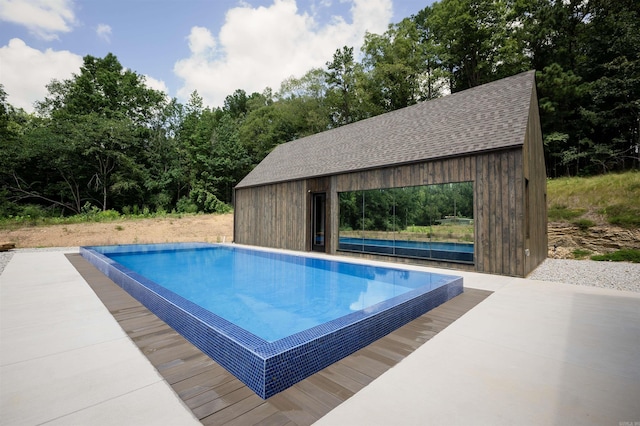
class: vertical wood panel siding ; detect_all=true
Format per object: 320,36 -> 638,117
523,84 -> 548,275
234,180 -> 307,251
473,149 -> 524,276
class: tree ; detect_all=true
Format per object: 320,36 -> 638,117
208,114 -> 252,203
427,0 -> 529,92
223,89 -> 250,119
325,46 -> 361,126
278,69 -> 331,134
412,6 -> 449,101
361,19 -> 425,112
580,0 -> 640,172
28,53 -> 167,211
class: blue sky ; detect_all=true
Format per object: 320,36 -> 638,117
0,0 -> 432,112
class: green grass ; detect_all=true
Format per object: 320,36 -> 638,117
591,249 -> 640,263
572,218 -> 595,230
0,210 -> 190,231
572,249 -> 592,259
547,171 -> 640,228
548,205 -> 585,221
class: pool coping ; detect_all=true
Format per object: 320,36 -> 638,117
80,243 -> 463,399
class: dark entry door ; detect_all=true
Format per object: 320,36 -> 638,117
311,192 -> 326,252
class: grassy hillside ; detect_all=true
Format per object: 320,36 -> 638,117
547,170 -> 640,229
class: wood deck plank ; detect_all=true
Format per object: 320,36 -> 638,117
238,408 -> 294,426
316,365 -> 368,393
66,253 -> 491,426
222,402 -> 281,426
200,393 -> 267,425
191,386 -> 255,419
184,378 -> 247,410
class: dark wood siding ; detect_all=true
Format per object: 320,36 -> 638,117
334,157 -> 473,193
522,83 -> 548,275
474,149 -> 524,276
234,180 -> 307,251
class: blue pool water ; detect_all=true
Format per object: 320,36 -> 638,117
81,243 -> 463,398
104,245 -> 453,342
339,237 -> 474,263
339,237 -> 474,252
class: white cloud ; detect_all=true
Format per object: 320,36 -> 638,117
96,23 -> 111,43
143,74 -> 169,96
174,0 -> 392,108
0,38 -> 82,112
0,0 -> 76,41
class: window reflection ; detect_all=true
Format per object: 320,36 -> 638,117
338,183 -> 474,264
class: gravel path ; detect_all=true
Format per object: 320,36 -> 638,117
0,251 -> 14,276
528,258 -> 640,293
1,249 -> 638,293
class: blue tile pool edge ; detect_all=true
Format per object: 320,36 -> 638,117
80,244 -> 463,399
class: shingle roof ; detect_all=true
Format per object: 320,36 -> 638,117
236,70 -> 535,189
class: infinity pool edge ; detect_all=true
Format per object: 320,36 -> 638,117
80,243 -> 463,399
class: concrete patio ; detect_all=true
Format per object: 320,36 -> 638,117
1,249 -> 639,425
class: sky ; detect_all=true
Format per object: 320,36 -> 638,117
0,0 -> 432,113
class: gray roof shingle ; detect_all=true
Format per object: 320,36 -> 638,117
236,70 -> 535,188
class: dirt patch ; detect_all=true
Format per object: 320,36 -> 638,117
0,214 -> 234,248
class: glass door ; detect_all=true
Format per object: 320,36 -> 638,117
312,192 -> 326,252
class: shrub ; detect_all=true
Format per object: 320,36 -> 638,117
572,218 -> 595,231
176,197 -> 198,214
18,204 -> 50,221
591,249 -> 640,263
98,209 -> 120,220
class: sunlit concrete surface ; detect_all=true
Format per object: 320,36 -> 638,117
0,250 -> 199,426
317,274 -> 640,425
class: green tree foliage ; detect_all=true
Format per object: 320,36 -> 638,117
427,0 -> 529,92
528,0 -> 640,175
276,69 -> 331,135
361,19 -> 427,112
20,54 -> 168,212
325,46 -> 374,126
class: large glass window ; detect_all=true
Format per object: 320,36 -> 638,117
338,182 -> 474,263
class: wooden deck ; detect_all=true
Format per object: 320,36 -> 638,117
66,254 -> 491,425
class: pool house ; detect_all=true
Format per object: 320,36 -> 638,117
234,71 -> 547,277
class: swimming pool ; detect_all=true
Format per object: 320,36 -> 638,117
80,243 -> 463,398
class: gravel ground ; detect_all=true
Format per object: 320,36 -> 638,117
1,249 -> 638,293
0,251 -> 15,276
528,258 -> 640,293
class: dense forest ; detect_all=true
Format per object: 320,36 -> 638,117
1,0 -> 638,217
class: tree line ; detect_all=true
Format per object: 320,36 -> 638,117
339,183 -> 474,232
1,0 -> 638,217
